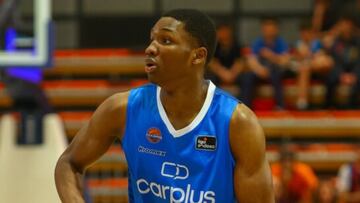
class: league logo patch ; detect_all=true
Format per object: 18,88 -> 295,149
146,127 -> 162,143
196,136 -> 217,151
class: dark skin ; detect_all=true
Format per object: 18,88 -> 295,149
55,17 -> 274,203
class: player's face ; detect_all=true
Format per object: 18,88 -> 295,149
145,17 -> 197,86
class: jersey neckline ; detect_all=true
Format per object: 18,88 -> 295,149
156,81 -> 216,138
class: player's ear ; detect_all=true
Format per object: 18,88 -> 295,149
192,47 -> 207,65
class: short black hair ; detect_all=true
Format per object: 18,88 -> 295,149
216,22 -> 234,30
261,16 -> 279,25
162,9 -> 217,65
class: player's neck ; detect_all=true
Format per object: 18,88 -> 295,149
159,78 -> 208,117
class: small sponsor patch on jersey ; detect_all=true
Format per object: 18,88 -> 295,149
146,127 -> 162,143
138,146 -> 166,157
196,136 -> 217,151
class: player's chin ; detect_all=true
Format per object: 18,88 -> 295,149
147,74 -> 160,85
148,75 -> 170,87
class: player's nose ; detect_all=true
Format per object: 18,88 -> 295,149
145,41 -> 158,56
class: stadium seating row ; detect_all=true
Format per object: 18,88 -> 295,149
58,111 -> 360,174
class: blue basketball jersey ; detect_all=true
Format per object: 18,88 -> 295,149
122,81 -> 239,203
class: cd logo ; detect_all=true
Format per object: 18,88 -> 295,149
161,162 -> 189,180
146,127 -> 162,143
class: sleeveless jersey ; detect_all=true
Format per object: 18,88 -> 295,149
122,81 -> 239,203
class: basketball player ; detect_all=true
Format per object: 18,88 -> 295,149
55,9 -> 274,203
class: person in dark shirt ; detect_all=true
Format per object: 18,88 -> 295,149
326,16 -> 360,108
208,23 -> 244,90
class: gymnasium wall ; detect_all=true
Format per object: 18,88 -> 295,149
19,0 -> 313,49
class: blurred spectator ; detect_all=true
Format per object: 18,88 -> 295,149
314,179 -> 337,203
208,23 -> 244,92
293,20 -> 333,110
272,146 -> 318,203
312,0 -> 360,32
325,16 -> 360,109
337,147 -> 360,203
241,17 -> 290,109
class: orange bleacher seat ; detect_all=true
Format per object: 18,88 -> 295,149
54,49 -> 133,57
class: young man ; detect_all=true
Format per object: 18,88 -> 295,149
293,20 -> 333,110
325,16 -> 360,109
55,9 -> 274,203
208,23 -> 244,86
242,17 -> 290,109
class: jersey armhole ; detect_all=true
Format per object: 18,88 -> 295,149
121,84 -> 155,149
120,90 -> 134,149
227,102 -> 240,167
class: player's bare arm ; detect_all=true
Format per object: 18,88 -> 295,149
55,92 -> 129,203
230,103 -> 275,203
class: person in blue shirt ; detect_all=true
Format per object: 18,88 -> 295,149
293,20 -> 333,110
241,17 -> 290,109
55,9 -> 274,203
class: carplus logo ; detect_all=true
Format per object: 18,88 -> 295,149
136,162 -> 216,203
146,127 -> 162,143
161,162 -> 189,180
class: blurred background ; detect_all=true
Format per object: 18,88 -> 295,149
0,0 -> 360,202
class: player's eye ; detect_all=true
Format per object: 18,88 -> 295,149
162,37 -> 172,45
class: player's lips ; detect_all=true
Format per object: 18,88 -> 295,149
145,58 -> 158,73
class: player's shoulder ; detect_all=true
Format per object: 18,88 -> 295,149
231,103 -> 258,125
105,83 -> 155,109
214,86 -> 240,103
211,85 -> 254,125
88,90 -> 130,134
101,90 -> 131,114
125,83 -> 157,106
128,83 -> 156,98
213,87 -> 244,121
131,83 -> 156,92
